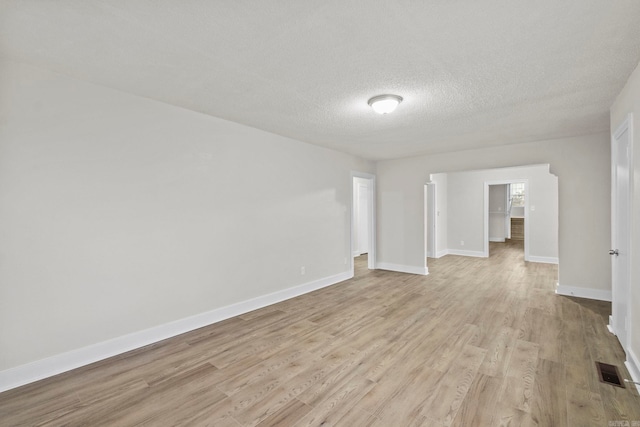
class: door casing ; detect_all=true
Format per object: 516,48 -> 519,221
609,113 -> 633,352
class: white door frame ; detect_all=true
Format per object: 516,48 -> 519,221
505,184 -> 512,239
425,182 -> 437,258
484,179 -> 530,260
351,172 -> 376,273
609,113 -> 633,352
353,180 -> 369,257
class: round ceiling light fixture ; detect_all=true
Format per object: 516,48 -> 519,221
368,94 -> 403,114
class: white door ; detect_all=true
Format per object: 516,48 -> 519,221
611,116 -> 632,351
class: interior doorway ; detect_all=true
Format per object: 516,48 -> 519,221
609,114 -> 632,352
486,181 -> 527,258
353,177 -> 370,257
351,173 -> 376,276
426,182 -> 436,258
425,166 -> 557,275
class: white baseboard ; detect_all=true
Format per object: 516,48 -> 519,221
607,315 -> 615,335
626,349 -> 640,393
435,249 -> 448,258
527,255 -> 559,264
489,237 -> 505,242
555,283 -> 612,302
376,262 -> 428,276
0,271 -> 352,393
446,249 -> 486,258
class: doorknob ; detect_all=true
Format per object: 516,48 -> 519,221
609,249 -> 619,256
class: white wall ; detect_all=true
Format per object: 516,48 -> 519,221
611,60 -> 640,379
511,206 -> 525,217
377,133 -> 610,294
447,170 -> 485,254
489,184 -> 507,242
0,60 -> 374,377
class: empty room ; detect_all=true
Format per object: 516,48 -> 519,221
3,1 -> 640,426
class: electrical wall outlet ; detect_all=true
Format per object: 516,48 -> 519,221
301,266 -> 305,275
460,240 -> 465,246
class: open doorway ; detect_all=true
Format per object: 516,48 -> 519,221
426,182 -> 437,258
424,165 -> 558,271
485,181 -> 527,259
351,173 -> 376,277
609,114 -> 632,352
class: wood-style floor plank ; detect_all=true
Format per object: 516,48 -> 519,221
2,240 -> 640,426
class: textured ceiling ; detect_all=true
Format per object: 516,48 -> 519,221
2,1 -> 640,160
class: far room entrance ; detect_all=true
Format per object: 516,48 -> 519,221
486,181 -> 527,259
425,164 -> 558,271
351,173 -> 375,277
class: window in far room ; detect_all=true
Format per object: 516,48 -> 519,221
511,182 -> 525,207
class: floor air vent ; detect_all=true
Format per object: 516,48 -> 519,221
596,361 -> 625,388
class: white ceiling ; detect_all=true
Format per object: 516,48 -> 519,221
2,1 -> 640,160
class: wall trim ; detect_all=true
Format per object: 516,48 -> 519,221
555,283 -> 612,302
625,349 -> 640,393
433,249 -> 556,264
527,255 -> 559,264
435,249 -> 448,258
489,237 -> 506,243
376,262 -> 428,276
446,249 -> 486,258
607,315 -> 615,335
0,271 -> 352,393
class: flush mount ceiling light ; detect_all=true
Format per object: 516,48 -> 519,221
368,94 -> 403,114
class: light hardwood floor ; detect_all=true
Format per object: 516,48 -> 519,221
2,240 -> 640,426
